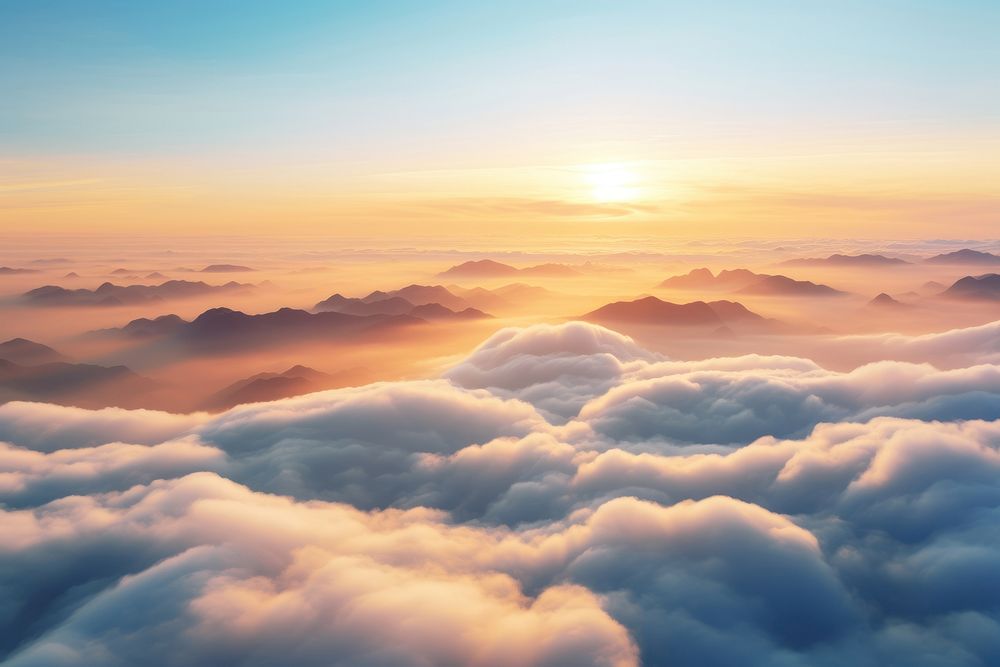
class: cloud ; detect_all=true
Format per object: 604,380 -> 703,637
2,321 -> 1000,666
445,322 -> 661,421
0,401 -> 204,451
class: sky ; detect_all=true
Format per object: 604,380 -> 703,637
1,0 -> 998,238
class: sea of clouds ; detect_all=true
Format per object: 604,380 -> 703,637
2,321 -> 999,666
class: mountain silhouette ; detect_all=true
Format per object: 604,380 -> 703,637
0,358 -> 159,409
582,296 -> 772,328
0,338 -> 68,365
925,249 -> 1000,265
22,280 -> 253,306
203,365 -> 346,410
659,268 -> 846,296
438,260 -> 580,279
941,274 -> 1000,300
200,264 -> 255,272
781,254 -> 909,267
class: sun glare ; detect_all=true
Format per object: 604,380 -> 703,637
583,163 -> 640,203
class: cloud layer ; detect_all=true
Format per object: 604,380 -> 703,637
2,321 -> 1000,666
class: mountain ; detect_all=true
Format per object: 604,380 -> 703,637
658,268 -> 760,290
447,283 -> 551,311
920,281 -> 947,294
315,294 -> 416,316
21,279 -> 253,306
518,263 -> 581,277
925,249 -> 1000,265
438,260 -> 580,279
781,254 -> 909,267
408,303 -> 490,320
0,267 -> 38,275
867,293 -> 908,308
0,358 -> 159,409
115,314 -> 188,338
315,292 -> 491,320
203,365 -> 340,410
941,274 -> 1000,301
582,296 -> 773,327
0,338 -> 68,365
361,284 -> 470,310
659,268 -> 846,296
95,306 -> 421,352
200,264 -> 255,272
439,260 -> 520,278
738,275 -> 848,297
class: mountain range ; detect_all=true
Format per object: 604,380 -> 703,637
438,259 -> 580,279
924,249 -> 1000,265
21,280 -> 254,307
659,268 -> 848,296
780,254 -> 909,267
582,296 -> 782,332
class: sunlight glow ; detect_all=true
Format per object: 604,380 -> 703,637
583,163 -> 640,203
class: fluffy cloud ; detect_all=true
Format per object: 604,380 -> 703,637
0,401 -> 204,451
2,321 -> 1000,666
446,322 -> 660,421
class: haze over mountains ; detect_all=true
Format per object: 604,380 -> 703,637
0,337 -> 159,408
21,279 -> 254,306
924,249 -> 1000,265
780,253 -> 909,267
582,296 -> 783,332
439,259 -> 581,279
942,273 -> 1000,300
659,268 -> 848,296
203,364 -> 348,410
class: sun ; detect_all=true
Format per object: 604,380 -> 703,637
583,163 -> 640,203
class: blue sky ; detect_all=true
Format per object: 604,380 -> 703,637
2,1 -> 997,237
2,0 -> 997,158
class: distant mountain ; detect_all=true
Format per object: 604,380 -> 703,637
0,338 -> 68,365
408,303 -> 490,320
146,271 -> 167,279
110,268 -> 133,275
204,365 -> 338,410
361,284 -> 470,310
739,275 -> 848,297
920,281 -> 947,294
21,279 -> 253,306
447,283 -> 552,312
518,263 -> 581,277
0,358 -> 159,409
95,306 -> 421,353
439,260 -> 520,278
925,249 -> 1000,265
63,272 -> 80,278
867,293 -> 908,308
582,296 -> 775,328
781,254 -> 910,267
200,264 -> 255,272
114,314 -> 188,338
658,268 -> 760,290
438,260 -> 580,279
941,274 -> 1000,301
0,267 -> 38,275
315,291 -> 491,320
585,297 -> 724,326
315,294 -> 416,316
659,268 -> 846,296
